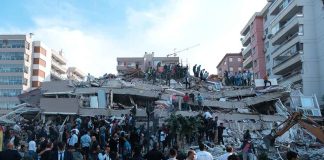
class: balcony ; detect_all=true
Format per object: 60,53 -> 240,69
269,0 -> 283,16
278,71 -> 302,85
241,32 -> 251,47
51,60 -> 67,73
273,52 -> 302,75
243,55 -> 253,69
272,34 -> 301,58
50,70 -> 66,80
272,16 -> 302,45
270,0 -> 299,27
242,44 -> 252,57
52,52 -> 67,65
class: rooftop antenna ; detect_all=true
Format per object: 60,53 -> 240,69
29,33 -> 34,38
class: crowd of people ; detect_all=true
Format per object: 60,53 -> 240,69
192,64 -> 209,82
145,63 -> 189,85
0,111 -> 301,160
222,70 -> 252,87
0,112 -> 222,160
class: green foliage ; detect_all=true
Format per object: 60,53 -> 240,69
258,152 -> 269,160
165,113 -> 203,137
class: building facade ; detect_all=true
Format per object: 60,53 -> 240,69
216,53 -> 243,78
117,52 -> 179,74
0,35 -> 33,109
262,0 -> 324,104
241,13 -> 267,79
0,35 -> 74,109
67,67 -> 86,81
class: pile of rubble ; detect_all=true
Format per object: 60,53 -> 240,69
5,72 -> 323,159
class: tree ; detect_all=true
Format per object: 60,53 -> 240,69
165,114 -> 203,148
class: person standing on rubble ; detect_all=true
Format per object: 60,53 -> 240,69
185,75 -> 190,89
183,93 -> 190,111
240,138 -> 256,160
196,65 -> 201,78
243,130 -> 251,141
193,64 -> 197,77
247,70 -> 252,86
217,123 -> 225,145
196,93 -> 203,110
263,73 -> 271,89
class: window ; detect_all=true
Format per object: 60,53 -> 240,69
224,61 -> 227,65
0,40 -> 25,48
254,60 -> 258,67
299,24 -> 304,35
252,47 -> 256,54
229,67 -> 233,71
266,55 -> 270,62
0,76 -> 23,85
265,41 -> 269,48
0,64 -> 23,73
0,52 -> 24,60
23,78 -> 28,85
251,35 -> 255,42
237,58 -> 241,62
229,58 -> 233,62
25,54 -> 29,62
0,89 -> 21,97
24,66 -> 29,73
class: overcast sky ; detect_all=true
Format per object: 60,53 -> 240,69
0,0 -> 267,76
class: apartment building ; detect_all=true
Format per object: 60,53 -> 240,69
31,41 -> 67,88
0,35 -> 33,109
67,67 -> 86,81
240,13 -> 267,79
117,52 -> 179,74
262,0 -> 324,103
50,49 -> 67,81
216,53 -> 243,78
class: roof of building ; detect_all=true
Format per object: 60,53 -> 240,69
40,98 -> 79,114
240,12 -> 263,35
216,53 -> 242,68
41,80 -> 74,94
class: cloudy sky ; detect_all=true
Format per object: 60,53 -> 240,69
0,0 -> 267,76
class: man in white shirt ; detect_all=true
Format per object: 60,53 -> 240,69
68,130 -> 78,147
196,143 -> 213,160
218,145 -> 234,160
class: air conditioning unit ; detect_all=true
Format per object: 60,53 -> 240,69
240,38 -> 244,41
267,34 -> 273,39
263,35 -> 266,40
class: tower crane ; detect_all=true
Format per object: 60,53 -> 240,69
166,44 -> 200,57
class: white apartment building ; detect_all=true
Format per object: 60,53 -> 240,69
0,35 -> 70,109
67,67 -> 86,81
31,41 -> 68,89
262,0 -> 324,104
0,35 -> 33,109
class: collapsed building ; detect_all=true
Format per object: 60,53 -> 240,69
0,72 -> 323,159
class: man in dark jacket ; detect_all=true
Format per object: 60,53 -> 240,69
0,142 -> 22,160
49,142 -> 73,160
144,143 -> 165,160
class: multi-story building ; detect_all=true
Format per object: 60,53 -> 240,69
31,41 -> 68,88
0,35 -> 71,109
117,52 -> 179,74
262,0 -> 324,104
50,49 -> 67,81
67,67 -> 86,81
0,35 -> 33,109
241,12 -> 267,79
216,53 -> 243,78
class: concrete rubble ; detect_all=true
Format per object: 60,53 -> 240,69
2,73 -> 323,159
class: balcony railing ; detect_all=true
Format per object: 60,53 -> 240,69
271,32 -> 298,55
51,60 -> 67,73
